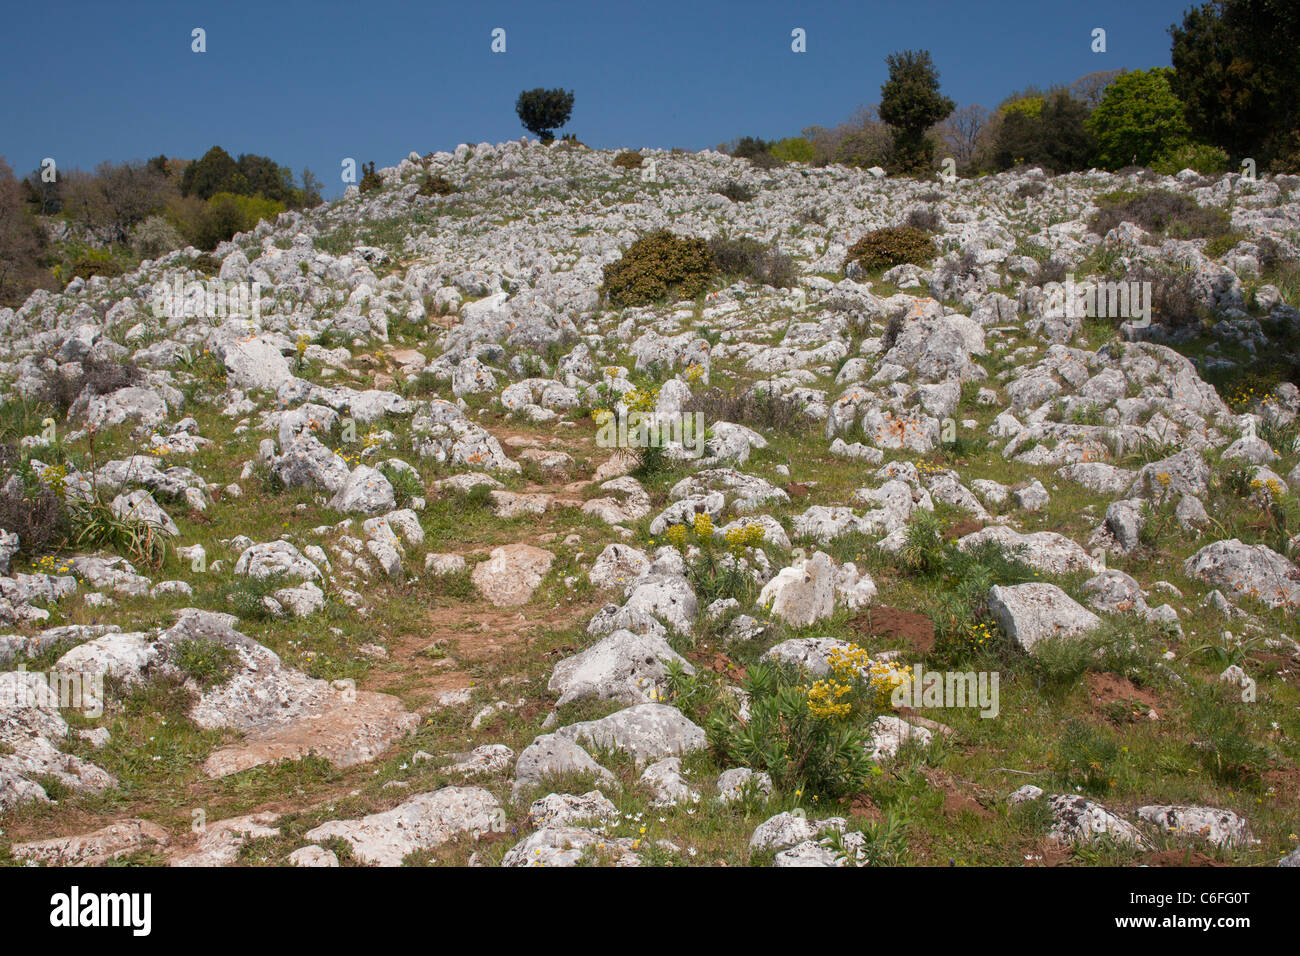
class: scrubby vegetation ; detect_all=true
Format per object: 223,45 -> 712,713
843,225 -> 937,273
600,230 -> 715,307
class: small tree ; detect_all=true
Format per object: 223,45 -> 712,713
515,88 -> 575,143
878,50 -> 955,172
1087,68 -> 1192,170
939,104 -> 990,168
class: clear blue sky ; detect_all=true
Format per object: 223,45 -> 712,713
1,0 -> 1195,196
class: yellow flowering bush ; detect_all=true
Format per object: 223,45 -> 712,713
623,386 -> 659,413
723,522 -> 766,557
806,679 -> 853,720
665,524 -> 688,550
827,644 -> 872,681
692,512 -> 714,538
867,660 -> 913,710
39,463 -> 67,487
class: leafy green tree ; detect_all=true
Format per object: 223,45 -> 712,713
235,153 -> 294,203
1170,0 -> 1300,168
728,136 -> 772,159
1087,68 -> 1192,169
878,50 -> 955,172
181,146 -> 246,200
297,168 -> 323,207
771,137 -> 815,163
994,90 -> 1094,173
514,88 -> 575,143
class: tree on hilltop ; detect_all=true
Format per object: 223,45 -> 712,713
515,88 -> 574,143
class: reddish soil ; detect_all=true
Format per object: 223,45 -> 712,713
1085,672 -> 1162,723
850,605 -> 936,655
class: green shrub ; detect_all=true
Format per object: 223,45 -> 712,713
843,225 -> 936,273
711,661 -> 877,798
379,462 -> 424,506
185,192 -> 287,250
1151,142 -> 1230,176
1088,189 -> 1230,240
69,250 -> 125,281
600,230 -> 716,307
417,172 -> 455,196
708,235 -> 797,288
359,161 -> 382,194
715,180 -> 756,202
612,151 -> 643,169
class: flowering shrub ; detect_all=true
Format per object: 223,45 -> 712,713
712,661 -> 876,798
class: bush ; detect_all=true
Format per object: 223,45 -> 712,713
1125,264 -> 1208,329
1088,189 -> 1231,240
683,384 -> 810,436
1015,181 -> 1047,199
1151,142 -> 1231,175
358,161 -> 382,194
715,180 -> 756,202
417,172 -> 455,196
0,483 -> 68,556
708,235 -> 798,288
843,225 -> 936,273
600,230 -> 716,307
184,192 -> 286,250
130,216 -> 184,259
711,660 -> 878,798
69,251 -> 124,281
904,206 -> 941,232
612,151 -> 643,170
38,356 -> 144,413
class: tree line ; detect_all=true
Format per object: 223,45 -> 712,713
1,146 -> 323,307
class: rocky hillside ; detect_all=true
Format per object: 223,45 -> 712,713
1,140 -> 1298,867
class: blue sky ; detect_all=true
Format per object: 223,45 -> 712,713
1,0 -> 1196,197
